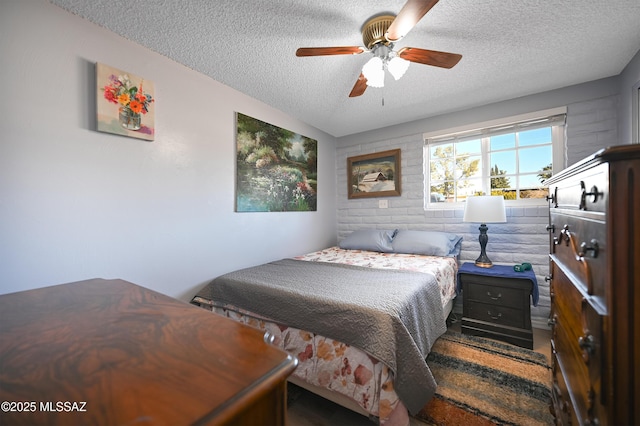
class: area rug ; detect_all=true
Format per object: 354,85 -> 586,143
416,331 -> 553,426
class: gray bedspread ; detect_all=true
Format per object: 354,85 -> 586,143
197,258 -> 447,414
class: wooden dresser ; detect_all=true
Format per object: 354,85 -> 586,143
0,279 -> 298,426
545,144 -> 639,425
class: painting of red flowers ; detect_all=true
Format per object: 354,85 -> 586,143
96,63 -> 155,141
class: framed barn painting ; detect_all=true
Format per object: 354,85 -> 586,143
96,63 -> 155,141
347,149 -> 401,199
236,112 -> 317,212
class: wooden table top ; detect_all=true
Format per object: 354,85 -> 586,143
0,279 -> 297,425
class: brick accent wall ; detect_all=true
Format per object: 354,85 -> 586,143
336,94 -> 618,329
567,95 -> 619,165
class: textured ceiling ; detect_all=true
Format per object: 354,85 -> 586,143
51,0 -> 640,138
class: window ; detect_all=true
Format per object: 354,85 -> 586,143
424,109 -> 566,207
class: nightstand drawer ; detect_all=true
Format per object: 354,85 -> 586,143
465,300 -> 525,328
465,283 -> 525,307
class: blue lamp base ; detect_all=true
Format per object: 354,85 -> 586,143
475,223 -> 493,268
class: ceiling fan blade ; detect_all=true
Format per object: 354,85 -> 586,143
386,0 -> 439,42
349,73 -> 368,97
397,47 -> 462,68
296,47 -> 365,57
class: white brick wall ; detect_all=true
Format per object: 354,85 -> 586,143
336,95 -> 618,329
566,95 -> 619,166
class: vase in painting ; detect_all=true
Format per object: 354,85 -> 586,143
119,107 -> 141,131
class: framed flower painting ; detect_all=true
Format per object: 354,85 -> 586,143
236,112 -> 317,212
96,63 -> 155,141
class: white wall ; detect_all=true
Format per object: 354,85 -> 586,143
0,0 -> 337,300
618,49 -> 640,144
335,78 -> 624,329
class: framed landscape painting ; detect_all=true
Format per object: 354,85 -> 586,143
347,149 -> 401,199
236,112 -> 317,212
96,63 -> 155,141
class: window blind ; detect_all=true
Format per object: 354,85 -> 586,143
425,113 -> 566,145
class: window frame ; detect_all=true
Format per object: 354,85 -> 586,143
633,81 -> 640,144
423,107 -> 566,209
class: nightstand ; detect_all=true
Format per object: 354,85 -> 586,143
458,262 -> 537,349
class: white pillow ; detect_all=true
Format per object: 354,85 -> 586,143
339,229 -> 397,253
392,230 -> 463,257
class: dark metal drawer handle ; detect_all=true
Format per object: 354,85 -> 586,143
578,334 -> 596,365
487,311 -> 502,320
547,187 -> 558,208
553,224 -> 571,247
486,291 -> 501,300
579,239 -> 599,258
578,334 -> 595,353
579,181 -> 601,210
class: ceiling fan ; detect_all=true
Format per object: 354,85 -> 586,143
295,0 -> 462,98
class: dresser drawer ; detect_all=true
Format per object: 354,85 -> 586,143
548,163 -> 608,299
550,262 -> 605,425
548,163 -> 608,213
549,212 -> 606,298
551,351 -> 579,426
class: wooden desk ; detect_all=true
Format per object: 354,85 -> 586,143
0,279 -> 297,425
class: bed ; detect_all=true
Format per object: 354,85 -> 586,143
191,229 -> 461,426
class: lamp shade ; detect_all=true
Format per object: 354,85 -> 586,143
463,196 -> 506,223
387,56 -> 410,80
362,57 -> 385,88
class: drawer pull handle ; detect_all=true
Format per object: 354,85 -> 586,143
546,224 -> 555,232
560,224 -> 571,245
486,291 -> 501,300
487,311 -> 502,320
579,181 -> 602,210
578,334 -> 596,365
579,239 -> 599,258
578,334 -> 596,355
547,187 -> 558,208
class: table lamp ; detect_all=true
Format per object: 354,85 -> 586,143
463,195 -> 507,268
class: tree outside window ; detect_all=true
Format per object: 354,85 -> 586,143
426,124 -> 557,204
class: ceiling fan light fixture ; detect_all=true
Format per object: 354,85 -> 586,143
362,57 -> 385,87
387,56 -> 410,80
296,1 -> 462,97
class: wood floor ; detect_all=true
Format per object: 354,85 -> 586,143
287,322 -> 552,426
